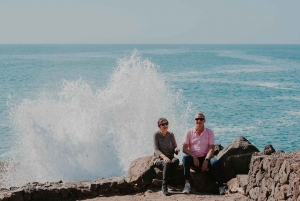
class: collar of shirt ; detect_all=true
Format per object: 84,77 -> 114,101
193,127 -> 206,136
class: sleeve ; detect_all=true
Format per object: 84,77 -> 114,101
170,132 -> 178,149
153,132 -> 163,157
208,130 -> 215,145
182,129 -> 190,146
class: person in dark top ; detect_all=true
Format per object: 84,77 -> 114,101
153,117 -> 180,196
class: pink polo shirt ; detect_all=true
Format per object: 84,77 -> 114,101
182,127 -> 215,157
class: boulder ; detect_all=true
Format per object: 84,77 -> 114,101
214,144 -> 224,156
125,156 -> 155,185
216,136 -> 259,160
262,144 -> 276,155
151,179 -> 162,187
190,168 -> 218,194
222,153 -> 254,181
216,136 -> 259,182
227,174 -> 248,194
227,177 -> 238,193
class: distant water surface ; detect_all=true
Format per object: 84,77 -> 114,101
0,44 -> 299,187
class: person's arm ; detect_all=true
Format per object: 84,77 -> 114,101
205,130 -> 215,160
201,145 -> 214,171
153,133 -> 162,156
171,133 -> 180,154
182,144 -> 194,156
201,130 -> 215,171
183,144 -> 200,167
153,133 -> 170,163
205,145 -> 215,159
182,129 -> 192,155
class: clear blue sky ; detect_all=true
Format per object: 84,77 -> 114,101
1,0 -> 299,44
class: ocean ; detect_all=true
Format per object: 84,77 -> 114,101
0,44 -> 299,187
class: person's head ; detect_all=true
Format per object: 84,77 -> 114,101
157,117 -> 169,133
194,112 -> 206,127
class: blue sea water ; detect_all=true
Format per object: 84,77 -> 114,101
0,44 -> 299,186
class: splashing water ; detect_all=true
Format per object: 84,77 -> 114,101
1,50 -> 192,187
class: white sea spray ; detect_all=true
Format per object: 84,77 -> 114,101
1,50 -> 192,188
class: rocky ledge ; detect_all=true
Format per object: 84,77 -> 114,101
1,136 -> 299,201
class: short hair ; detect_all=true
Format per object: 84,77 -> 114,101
195,112 -> 205,119
157,117 -> 168,126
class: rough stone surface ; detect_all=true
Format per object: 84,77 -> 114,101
189,168 -> 218,194
263,144 -> 276,155
216,136 -> 259,161
0,178 -> 133,201
236,174 -> 248,194
227,178 -> 239,193
246,150 -> 300,201
227,174 -> 248,195
214,144 -> 224,156
216,136 -> 259,182
125,156 -> 155,185
151,179 -> 162,187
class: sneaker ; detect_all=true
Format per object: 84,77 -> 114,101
167,185 -> 176,191
219,186 -> 226,195
162,188 -> 170,196
182,183 -> 191,194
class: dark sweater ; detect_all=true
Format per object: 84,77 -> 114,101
153,131 -> 178,163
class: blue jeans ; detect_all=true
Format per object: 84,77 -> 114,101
182,155 -> 223,187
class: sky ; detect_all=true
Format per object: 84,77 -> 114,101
0,0 -> 300,44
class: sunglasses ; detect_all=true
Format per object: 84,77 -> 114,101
195,118 -> 205,121
160,122 -> 169,126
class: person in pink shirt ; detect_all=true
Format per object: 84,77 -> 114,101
182,112 -> 225,195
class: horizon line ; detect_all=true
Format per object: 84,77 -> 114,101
1,43 -> 300,45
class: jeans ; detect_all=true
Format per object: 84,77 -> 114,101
182,155 -> 223,187
154,157 -> 179,189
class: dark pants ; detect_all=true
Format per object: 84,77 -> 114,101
154,157 -> 179,189
182,155 -> 223,187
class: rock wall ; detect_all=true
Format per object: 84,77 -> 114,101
0,177 -> 138,201
246,150 -> 300,201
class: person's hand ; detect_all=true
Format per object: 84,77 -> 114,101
193,155 -> 199,167
201,160 -> 209,172
174,147 -> 180,153
163,156 -> 171,163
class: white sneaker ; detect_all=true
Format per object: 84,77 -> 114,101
182,183 -> 191,194
219,186 -> 226,195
